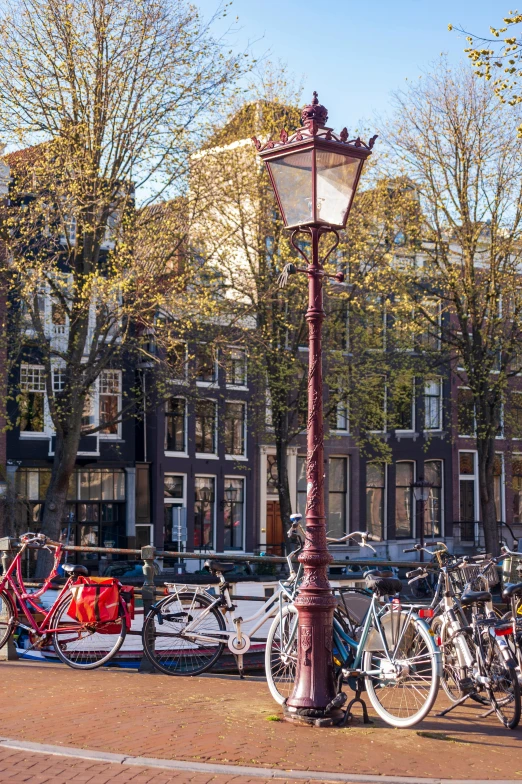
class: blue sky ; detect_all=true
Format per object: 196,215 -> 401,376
197,0 -> 501,131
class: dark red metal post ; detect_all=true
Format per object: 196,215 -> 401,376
284,227 -> 339,725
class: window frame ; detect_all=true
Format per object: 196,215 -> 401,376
395,460 -> 415,539
327,456 -> 349,540
394,377 -> 415,433
194,474 -> 216,551
424,378 -> 443,432
195,343 -> 218,387
19,363 -> 47,437
223,475 -> 246,551
424,459 -> 443,538
458,450 -> 479,540
224,400 -> 247,459
225,347 -> 247,388
98,369 -> 122,439
365,462 -> 387,541
194,398 -> 218,457
164,396 -> 188,456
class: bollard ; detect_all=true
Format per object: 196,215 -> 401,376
0,550 -> 17,661
138,545 -> 156,674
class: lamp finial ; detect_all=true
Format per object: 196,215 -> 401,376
301,91 -> 328,126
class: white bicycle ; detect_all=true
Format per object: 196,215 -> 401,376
141,518 -> 304,677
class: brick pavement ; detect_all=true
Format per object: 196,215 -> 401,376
0,747 -> 320,784
0,748 -> 330,784
2,662 -> 522,781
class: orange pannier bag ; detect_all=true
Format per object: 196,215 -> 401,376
69,576 -> 120,625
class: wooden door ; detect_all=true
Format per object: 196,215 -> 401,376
266,501 -> 284,555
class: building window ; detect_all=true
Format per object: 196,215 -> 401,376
367,376 -> 386,433
225,402 -> 245,456
51,302 -> 67,335
81,391 -> 95,433
19,364 -> 45,433
267,454 -> 278,493
366,463 -> 385,540
223,478 -> 244,549
164,474 -> 184,500
458,388 -> 475,436
195,399 -> 217,454
459,451 -> 476,541
53,367 -> 66,393
328,457 -> 348,539
99,370 -> 121,436
194,476 -> 215,549
418,298 -> 441,350
164,397 -> 186,452
297,456 -> 307,518
424,379 -> 442,431
225,348 -> 247,386
365,294 -> 385,350
512,457 -> 522,524
136,464 -> 151,524
167,340 -> 188,381
494,454 -> 504,522
394,377 -> 414,431
511,393 -> 522,439
195,343 -> 217,384
328,387 -> 349,432
395,461 -> 414,538
424,460 -> 442,537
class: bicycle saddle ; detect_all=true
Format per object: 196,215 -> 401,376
460,589 -> 492,607
502,581 -> 522,601
203,560 -> 235,574
62,563 -> 89,577
365,574 -> 402,597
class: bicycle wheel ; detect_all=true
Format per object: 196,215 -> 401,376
265,605 -> 298,705
362,610 -> 440,728
142,591 -> 225,676
431,615 -> 464,703
52,593 -> 127,669
0,590 -> 16,649
483,633 -> 521,730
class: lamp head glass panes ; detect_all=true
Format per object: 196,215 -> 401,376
257,94 -> 375,230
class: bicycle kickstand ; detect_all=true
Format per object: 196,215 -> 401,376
340,688 -> 372,726
436,692 -> 472,718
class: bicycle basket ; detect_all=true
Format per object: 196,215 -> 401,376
501,556 -> 522,587
451,560 -> 499,594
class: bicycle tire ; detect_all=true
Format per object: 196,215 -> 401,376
362,611 -> 440,728
483,634 -> 521,730
431,615 -> 464,703
0,590 -> 16,650
52,593 -> 127,669
142,591 -> 225,676
265,604 -> 298,705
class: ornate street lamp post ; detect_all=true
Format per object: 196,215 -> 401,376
412,476 -> 432,563
253,94 -> 376,724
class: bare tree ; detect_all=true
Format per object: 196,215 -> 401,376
384,61 -> 522,555
0,0 -> 245,574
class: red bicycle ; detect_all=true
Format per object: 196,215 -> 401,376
0,532 -> 129,669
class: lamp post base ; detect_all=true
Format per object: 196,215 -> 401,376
283,703 -> 345,727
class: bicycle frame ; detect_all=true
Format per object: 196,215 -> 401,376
0,542 -> 77,636
171,567 -> 302,649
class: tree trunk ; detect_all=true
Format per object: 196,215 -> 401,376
477,435 -> 499,557
35,426 -> 82,578
275,435 -> 293,552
